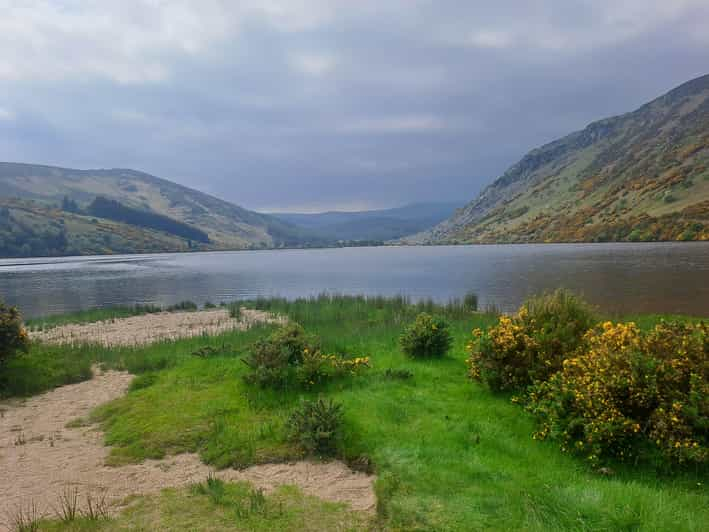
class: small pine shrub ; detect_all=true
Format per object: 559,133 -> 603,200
527,321 -> 708,467
287,398 -> 344,456
400,313 -> 452,359
467,290 -> 596,391
0,300 -> 29,367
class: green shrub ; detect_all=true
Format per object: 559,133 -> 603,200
287,398 -> 343,456
242,323 -> 369,389
242,323 -> 316,388
400,313 -> 452,359
527,321 -> 708,467
468,290 -> 596,391
0,300 -> 29,367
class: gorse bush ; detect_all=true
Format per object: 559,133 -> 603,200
0,300 -> 29,367
468,289 -> 596,391
242,323 -> 316,388
287,398 -> 344,456
527,321 -> 708,467
400,313 -> 453,359
242,323 -> 369,389
469,291 -> 708,468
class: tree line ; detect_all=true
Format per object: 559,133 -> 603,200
87,196 -> 210,243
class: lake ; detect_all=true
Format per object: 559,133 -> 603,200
0,243 -> 708,318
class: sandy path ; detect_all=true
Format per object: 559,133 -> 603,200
0,368 -> 376,530
29,308 -> 286,347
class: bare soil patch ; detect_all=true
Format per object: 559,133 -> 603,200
0,367 -> 375,530
28,308 -> 285,347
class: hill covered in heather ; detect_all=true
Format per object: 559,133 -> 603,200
415,74 -> 709,244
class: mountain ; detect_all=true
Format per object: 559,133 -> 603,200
0,163 -> 328,257
271,202 -> 463,242
415,74 -> 709,244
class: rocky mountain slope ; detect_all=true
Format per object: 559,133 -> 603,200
415,74 -> 709,244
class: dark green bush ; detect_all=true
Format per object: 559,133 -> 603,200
287,398 -> 343,456
242,323 -> 369,389
400,313 -> 452,359
0,300 -> 29,367
242,323 -> 318,388
468,289 -> 596,391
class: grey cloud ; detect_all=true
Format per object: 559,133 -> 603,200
1,1 -> 708,211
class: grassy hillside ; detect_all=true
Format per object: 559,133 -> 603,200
0,198 -> 199,257
0,163 -> 326,254
272,202 -> 463,242
418,74 -> 709,244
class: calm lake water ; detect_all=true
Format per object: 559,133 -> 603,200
1,243 -> 708,318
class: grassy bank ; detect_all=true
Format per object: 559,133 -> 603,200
4,296 -> 708,530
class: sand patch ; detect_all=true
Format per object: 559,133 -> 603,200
0,367 -> 376,530
28,308 -> 285,347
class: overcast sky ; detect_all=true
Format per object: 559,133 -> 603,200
1,1 -> 708,212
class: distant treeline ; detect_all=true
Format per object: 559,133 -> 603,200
87,196 -> 210,243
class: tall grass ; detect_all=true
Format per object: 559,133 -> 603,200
25,301 -> 203,330
26,304 -> 164,330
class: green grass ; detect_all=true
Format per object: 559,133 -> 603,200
25,301 -> 205,330
612,313 -> 706,331
0,342 -> 97,397
25,306 -> 161,330
4,296 -> 708,530
1,319 -> 272,399
38,481 -> 372,531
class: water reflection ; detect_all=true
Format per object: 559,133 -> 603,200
0,243 -> 707,318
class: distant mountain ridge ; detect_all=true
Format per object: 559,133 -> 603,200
0,162 -> 327,257
414,74 -> 709,244
271,202 -> 463,242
